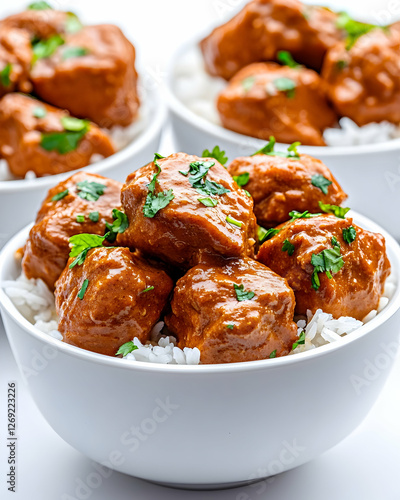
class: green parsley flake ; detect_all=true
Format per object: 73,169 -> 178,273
343,226 -> 356,244
65,13 -> 83,34
277,51 -> 301,69
28,1 -> 52,10
273,77 -> 297,98
198,197 -> 218,207
76,180 -> 106,202
227,324 -> 234,330
241,76 -> 255,92
89,211 -> 99,222
40,117 -> 89,154
140,286 -> 155,294
232,172 -> 250,187
68,233 -> 105,268
234,284 -> 255,302
311,174 -> 332,195
32,34 -> 64,63
253,136 -> 301,159
181,159 -> 230,197
76,215 -> 85,223
336,60 -> 348,70
143,154 -> 175,218
258,226 -> 280,244
282,239 -> 295,256
292,331 -> 305,350
62,46 -> 89,60
336,11 -> 381,50
0,63 -> 12,88
51,189 -> 69,201
226,215 -> 242,228
289,210 -> 321,222
269,350 -> 277,358
202,146 -> 228,166
61,116 -> 88,132
77,279 -> 89,299
104,209 -> 129,243
310,237 -> 344,290
319,201 -> 350,219
116,341 -> 139,357
33,106 -> 47,118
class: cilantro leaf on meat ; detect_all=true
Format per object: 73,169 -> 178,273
202,146 -> 228,165
282,239 -> 295,256
77,279 -> 89,299
40,117 -> 89,154
140,286 -> 155,294
76,215 -> 85,223
226,215 -> 242,228
180,159 -> 230,197
143,154 -> 174,218
258,226 -> 280,244
33,106 -> 47,118
89,211 -> 99,222
311,174 -> 333,194
0,63 -> 12,87
277,51 -> 301,69
27,1 -> 52,10
68,233 -> 106,268
336,11 -> 381,50
234,284 -> 255,302
343,226 -> 356,244
273,77 -> 297,98
252,136 -> 301,159
310,237 -> 344,290
62,46 -> 89,60
104,209 -> 129,242
318,201 -> 350,219
292,330 -> 306,350
76,180 -> 106,201
116,341 -> 139,357
65,12 -> 83,34
51,189 -> 69,201
288,210 -> 321,222
269,349 -> 277,358
32,34 -> 65,63
232,172 -> 249,187
241,76 -> 255,92
198,197 -> 218,207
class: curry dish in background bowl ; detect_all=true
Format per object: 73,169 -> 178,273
0,142 -> 399,487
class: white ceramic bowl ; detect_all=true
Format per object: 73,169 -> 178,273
0,85 -> 166,249
166,42 -> 400,241
1,214 -> 400,488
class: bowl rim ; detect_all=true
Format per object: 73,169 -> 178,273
1,212 -> 400,374
0,84 -> 166,192
165,39 -> 400,157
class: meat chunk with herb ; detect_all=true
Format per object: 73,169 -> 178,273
55,247 -> 173,356
200,0 -> 344,80
257,214 -> 391,320
321,27 -> 400,125
0,28 -> 33,96
217,62 -> 337,146
228,141 -> 347,227
0,93 -> 115,178
22,172 -> 122,290
165,257 -> 298,364
118,152 -> 257,269
30,24 -> 140,128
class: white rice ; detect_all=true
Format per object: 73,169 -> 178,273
1,269 -> 396,365
173,47 -> 400,147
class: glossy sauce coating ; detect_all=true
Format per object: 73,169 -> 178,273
165,257 -> 298,364
322,28 -> 400,126
55,247 -> 173,356
22,172 -> 122,290
217,62 -> 337,146
0,93 -> 115,178
200,0 -> 343,80
119,152 -> 257,269
228,153 -> 347,227
257,215 -> 391,320
30,24 -> 140,128
0,28 -> 32,96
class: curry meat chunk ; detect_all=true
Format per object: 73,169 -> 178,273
0,28 -> 32,96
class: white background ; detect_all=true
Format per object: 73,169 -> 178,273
1,0 -> 400,498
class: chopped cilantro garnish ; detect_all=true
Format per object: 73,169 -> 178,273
89,211 -> 99,222
277,51 -> 301,69
310,237 -> 344,290
282,239 -> 295,256
32,34 -> 64,63
269,350 -> 277,358
273,77 -> 297,98
27,1 -> 52,9
76,180 -> 106,201
181,159 -> 230,197
104,209 -> 129,242
33,106 -> 47,118
232,172 -> 249,187
198,197 -> 218,207
77,279 -> 89,299
143,154 -> 174,218
336,60 -> 348,70
0,63 -> 12,87
202,146 -> 228,166
116,341 -> 139,357
241,76 -> 255,92
243,190 -> 251,197
140,286 -> 155,294
234,284 -> 255,302
336,11 -> 381,50
69,233 -> 105,268
318,201 -> 350,219
292,331 -> 305,350
227,323 -> 234,330
40,117 -> 89,154
65,12 -> 83,34
288,210 -> 321,221
61,116 -> 88,132
311,174 -> 332,194
253,136 -> 301,159
76,215 -> 85,223
226,215 -> 242,228
51,189 -> 69,201
343,226 -> 356,244
62,46 -> 89,60
258,226 -> 280,244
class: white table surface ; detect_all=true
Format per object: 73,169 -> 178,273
1,0 -> 400,498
